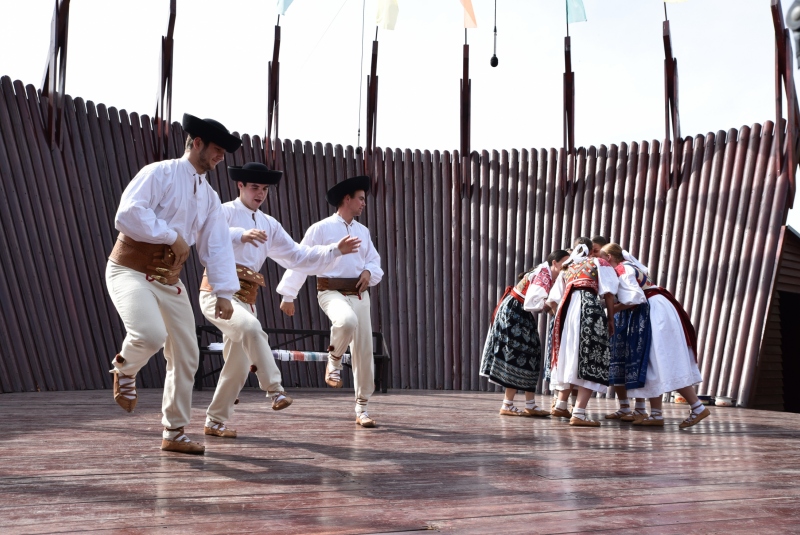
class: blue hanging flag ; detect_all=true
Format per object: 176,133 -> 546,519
277,0 -> 294,16
567,0 -> 587,24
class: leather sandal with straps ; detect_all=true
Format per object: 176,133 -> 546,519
634,415 -> 665,427
161,427 -> 205,454
499,404 -> 524,416
621,408 -> 648,422
204,420 -> 237,438
522,407 -> 551,417
605,406 -> 631,420
679,407 -> 710,429
112,371 -> 137,413
356,412 -> 377,428
325,358 -> 343,388
271,391 -> 293,410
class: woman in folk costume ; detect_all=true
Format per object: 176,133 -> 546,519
599,243 -> 710,428
480,250 -> 569,417
602,246 -> 652,422
527,251 -> 570,405
546,237 -> 622,427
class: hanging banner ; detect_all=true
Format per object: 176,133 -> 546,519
377,0 -> 399,30
566,0 -> 586,23
277,0 -> 294,15
460,0 -> 477,28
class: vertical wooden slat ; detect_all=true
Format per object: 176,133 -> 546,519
707,125 -> 766,394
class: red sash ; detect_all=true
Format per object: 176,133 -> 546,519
490,286 -> 525,323
644,287 -> 698,361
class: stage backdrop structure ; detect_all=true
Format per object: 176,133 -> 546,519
1,1 -> 800,410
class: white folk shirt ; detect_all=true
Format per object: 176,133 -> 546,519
223,198 -> 342,274
277,213 -> 383,302
114,154 -> 239,300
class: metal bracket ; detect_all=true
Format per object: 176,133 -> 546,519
41,0 -> 70,149
663,21 -> 681,189
154,0 -> 176,161
459,36 -> 471,198
266,19 -> 281,169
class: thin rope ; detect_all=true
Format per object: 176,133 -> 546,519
357,0 -> 366,148
300,0 -> 351,67
664,3 -> 668,21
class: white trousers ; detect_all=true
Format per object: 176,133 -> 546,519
318,290 -> 375,408
199,291 -> 284,423
106,262 -> 197,429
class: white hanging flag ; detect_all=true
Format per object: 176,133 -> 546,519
566,0 -> 586,24
377,0 -> 399,30
460,0 -> 477,28
277,0 -> 294,15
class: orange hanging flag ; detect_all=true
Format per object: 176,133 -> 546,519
459,0 -> 477,28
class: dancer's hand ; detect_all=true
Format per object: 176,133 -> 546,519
216,298 -> 234,320
337,236 -> 361,255
355,270 -> 371,292
169,234 -> 190,266
280,301 -> 295,316
242,229 -> 268,246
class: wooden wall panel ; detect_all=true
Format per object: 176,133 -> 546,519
0,76 -> 794,406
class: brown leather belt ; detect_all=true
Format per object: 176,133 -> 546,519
108,233 -> 184,285
200,265 -> 266,305
317,277 -> 362,296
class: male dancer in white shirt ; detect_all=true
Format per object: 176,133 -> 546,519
107,114 -> 241,454
277,176 -> 383,428
199,162 -> 361,438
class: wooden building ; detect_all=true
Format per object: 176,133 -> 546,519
752,226 -> 800,412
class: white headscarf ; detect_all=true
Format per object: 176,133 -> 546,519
622,249 -> 649,275
563,244 -> 589,266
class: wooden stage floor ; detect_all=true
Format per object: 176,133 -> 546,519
1,389 -> 800,534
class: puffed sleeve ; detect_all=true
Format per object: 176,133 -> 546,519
195,192 -> 239,300
363,233 -> 383,286
546,273 -> 566,309
596,258 -> 620,297
616,265 -> 647,305
115,162 -> 178,245
524,265 -> 550,312
276,223 -> 320,302
267,218 -> 342,274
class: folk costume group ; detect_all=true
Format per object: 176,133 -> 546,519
480,236 -> 711,429
106,113 -> 708,455
107,114 -> 380,454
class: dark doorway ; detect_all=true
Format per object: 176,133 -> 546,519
780,291 -> 800,413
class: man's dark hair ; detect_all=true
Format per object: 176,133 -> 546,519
573,236 -> 593,249
591,235 -> 609,247
338,189 -> 365,207
185,134 -> 207,151
547,249 -> 570,266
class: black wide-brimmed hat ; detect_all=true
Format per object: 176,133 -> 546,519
228,162 -> 282,185
326,175 -> 371,206
182,113 -> 242,153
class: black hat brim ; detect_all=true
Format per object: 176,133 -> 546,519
182,113 -> 242,153
228,166 -> 282,185
326,175 -> 371,206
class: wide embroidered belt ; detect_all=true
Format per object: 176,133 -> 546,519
200,265 -> 266,305
317,277 -> 362,296
108,233 -> 184,285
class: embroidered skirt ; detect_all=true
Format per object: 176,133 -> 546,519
551,289 -> 611,391
608,302 -> 652,389
543,314 -> 555,383
480,294 -> 542,391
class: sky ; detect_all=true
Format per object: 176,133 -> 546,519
1,0 -> 798,225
